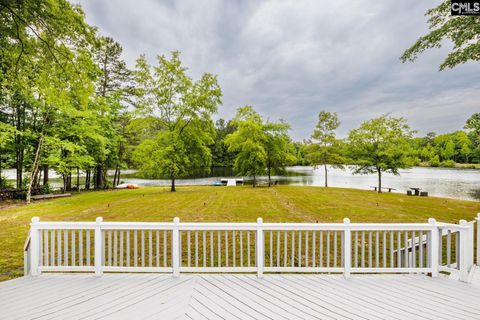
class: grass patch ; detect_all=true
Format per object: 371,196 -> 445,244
0,185 -> 478,281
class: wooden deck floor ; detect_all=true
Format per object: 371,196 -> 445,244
1,274 -> 480,319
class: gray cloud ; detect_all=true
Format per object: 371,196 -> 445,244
76,0 -> 480,140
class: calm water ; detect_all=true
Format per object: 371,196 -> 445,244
2,166 -> 479,201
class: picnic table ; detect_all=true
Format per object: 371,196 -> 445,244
409,187 -> 421,196
369,186 -> 396,192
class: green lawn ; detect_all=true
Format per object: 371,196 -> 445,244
0,185 -> 479,281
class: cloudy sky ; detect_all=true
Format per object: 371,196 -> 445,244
76,0 -> 479,140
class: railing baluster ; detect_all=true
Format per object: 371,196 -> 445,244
239,231 -> 243,267
247,232 -> 251,267
419,231 -> 423,268
298,231 -> 302,267
411,231 -> 416,268
163,230 -> 167,267
312,231 -> 316,268
404,231 -> 408,268
141,230 -> 145,267
334,232 -> 338,267
86,230 -> 91,267
447,230 -> 451,267
375,231 -> 379,268
326,231 -> 330,268
277,231 -> 280,267
232,231 -> 236,268
155,230 -> 159,267
218,231 -> 221,267
51,230 -> 55,266
195,231 -> 199,267
269,231 -> 273,267
210,231 -> 214,267
149,230 -> 153,267
455,231 -> 459,268
119,230 -> 123,267
354,231 -> 358,268
368,231 -> 372,267
203,231 -> 207,268
79,230 -> 84,267
44,230 -> 49,267
390,231 -> 394,267
63,230 -> 68,266
134,230 -> 138,267
361,231 -> 365,268
291,231 -> 295,267
319,231 -> 323,267
397,231 -> 401,268
225,231 -> 229,267
382,231 -> 386,268
112,230 -> 116,267
57,230 -> 62,266
126,230 -> 131,267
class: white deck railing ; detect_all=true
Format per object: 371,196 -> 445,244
23,215 -> 479,282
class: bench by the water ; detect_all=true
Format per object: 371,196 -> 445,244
407,187 -> 428,197
220,178 -> 243,186
369,186 -> 396,192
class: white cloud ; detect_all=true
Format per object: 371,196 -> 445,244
76,0 -> 480,140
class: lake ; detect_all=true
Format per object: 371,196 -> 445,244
2,166 -> 479,201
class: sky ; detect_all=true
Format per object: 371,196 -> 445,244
76,0 -> 480,140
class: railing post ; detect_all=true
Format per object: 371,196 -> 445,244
343,218 -> 351,279
256,218 -> 264,278
172,217 -> 180,277
30,217 -> 40,276
459,219 -> 473,282
94,217 -> 103,276
429,218 -> 439,277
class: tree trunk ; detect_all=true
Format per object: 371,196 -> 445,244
95,165 -> 103,189
171,175 -> 176,192
26,135 -> 43,203
377,169 -> 382,193
253,174 -> 256,188
43,164 -> 49,186
268,165 -> 271,187
76,167 -> 80,192
324,164 -> 328,187
85,169 -> 90,190
15,138 -> 23,190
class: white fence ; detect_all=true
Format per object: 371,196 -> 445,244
24,215 -> 479,282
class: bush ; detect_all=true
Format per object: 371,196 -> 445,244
441,160 -> 455,167
0,177 -> 13,189
428,155 -> 440,167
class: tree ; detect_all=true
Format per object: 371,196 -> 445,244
133,52 -> 221,191
401,1 -> 480,70
264,121 -> 296,186
305,111 -> 345,187
348,115 -> 415,193
465,113 -> 480,163
225,107 -> 267,188
91,36 -> 132,189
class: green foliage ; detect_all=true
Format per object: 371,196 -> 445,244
305,111 -> 346,187
348,115 -> 415,192
132,52 -> 221,191
225,106 -> 295,187
401,1 -> 480,70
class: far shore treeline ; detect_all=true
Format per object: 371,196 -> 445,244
1,0 -> 479,201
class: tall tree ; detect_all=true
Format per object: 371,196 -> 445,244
91,36 -> 131,189
401,1 -> 480,70
305,111 -> 345,187
264,121 -> 296,187
225,107 -> 267,188
348,115 -> 415,193
133,52 -> 221,191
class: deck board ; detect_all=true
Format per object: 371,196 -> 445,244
1,274 -> 480,319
